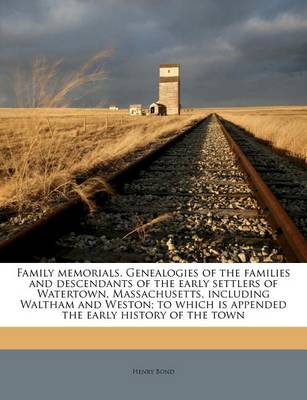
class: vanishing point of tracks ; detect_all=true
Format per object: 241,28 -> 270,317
0,114 -> 306,262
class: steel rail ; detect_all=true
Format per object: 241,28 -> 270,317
0,116 -> 208,262
215,114 -> 307,262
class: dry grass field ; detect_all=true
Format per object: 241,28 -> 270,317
214,106 -> 307,162
0,54 -> 206,216
1,102 -> 305,218
0,108 -> 205,213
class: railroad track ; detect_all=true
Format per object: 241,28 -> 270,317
218,117 -> 307,238
0,114 -> 306,262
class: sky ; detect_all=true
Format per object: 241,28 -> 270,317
0,0 -> 307,107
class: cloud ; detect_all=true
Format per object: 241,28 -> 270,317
245,13 -> 307,34
0,0 -> 307,107
0,95 -> 7,106
0,0 -> 96,38
226,12 -> 307,77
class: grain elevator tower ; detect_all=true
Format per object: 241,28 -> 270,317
159,64 -> 180,115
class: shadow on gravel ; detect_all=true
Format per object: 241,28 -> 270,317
50,116 -> 284,263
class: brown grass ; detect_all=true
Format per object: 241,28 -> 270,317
0,109 -> 205,212
122,213 -> 171,241
13,52 -> 109,108
216,106 -> 307,162
0,52 -> 206,215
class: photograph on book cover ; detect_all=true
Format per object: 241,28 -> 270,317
0,0 -> 306,398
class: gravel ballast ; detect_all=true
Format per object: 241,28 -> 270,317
53,116 -> 285,263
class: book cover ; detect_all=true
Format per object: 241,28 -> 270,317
0,1 -> 306,399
